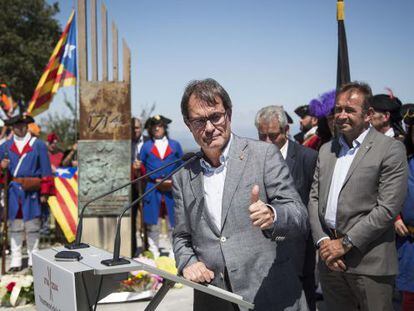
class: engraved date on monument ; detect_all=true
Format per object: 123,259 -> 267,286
88,113 -> 123,132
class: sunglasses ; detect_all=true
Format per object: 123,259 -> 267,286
258,132 -> 280,141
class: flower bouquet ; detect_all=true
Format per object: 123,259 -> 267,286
98,251 -> 181,304
0,274 -> 34,307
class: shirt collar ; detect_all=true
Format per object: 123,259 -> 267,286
384,127 -> 395,138
280,139 -> 289,160
304,126 -> 318,140
200,134 -> 233,174
154,136 -> 168,143
339,126 -> 370,149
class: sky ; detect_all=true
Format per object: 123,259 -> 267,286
46,0 -> 414,150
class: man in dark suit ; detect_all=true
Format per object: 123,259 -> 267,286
255,105 -> 318,310
308,82 -> 408,310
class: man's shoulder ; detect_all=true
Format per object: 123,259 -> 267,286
232,134 -> 274,154
32,137 -> 47,149
168,138 -> 182,147
290,140 -> 317,158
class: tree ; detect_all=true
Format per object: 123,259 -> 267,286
40,94 -> 77,150
0,0 -> 61,103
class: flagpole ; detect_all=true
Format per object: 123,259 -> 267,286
74,1 -> 79,145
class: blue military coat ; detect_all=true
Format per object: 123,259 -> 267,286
0,136 -> 53,221
140,138 -> 183,226
396,157 -> 414,292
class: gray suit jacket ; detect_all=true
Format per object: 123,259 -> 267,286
173,135 -> 308,310
308,128 -> 408,275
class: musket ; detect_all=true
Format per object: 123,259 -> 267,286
1,151 -> 9,275
136,166 -> 149,251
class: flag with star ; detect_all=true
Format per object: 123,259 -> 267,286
27,10 -> 77,117
48,167 -> 78,243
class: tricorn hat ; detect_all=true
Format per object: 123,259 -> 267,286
144,115 -> 172,129
285,112 -> 293,124
370,94 -> 402,114
4,114 -> 35,126
294,105 -> 310,118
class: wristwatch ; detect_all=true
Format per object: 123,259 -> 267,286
342,234 -> 353,249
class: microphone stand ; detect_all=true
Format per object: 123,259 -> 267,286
66,152 -> 197,250
101,152 -> 202,266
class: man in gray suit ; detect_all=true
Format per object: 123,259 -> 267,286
308,82 -> 408,310
173,79 -> 308,310
255,105 -> 318,311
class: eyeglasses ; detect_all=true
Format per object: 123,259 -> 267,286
258,132 -> 280,141
187,111 -> 227,130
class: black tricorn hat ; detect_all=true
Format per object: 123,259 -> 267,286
4,114 -> 35,126
294,105 -> 310,118
370,94 -> 402,113
144,115 -> 172,129
285,112 -> 293,124
402,103 -> 414,126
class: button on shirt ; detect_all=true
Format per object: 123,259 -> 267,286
200,135 -> 233,231
325,128 -> 370,229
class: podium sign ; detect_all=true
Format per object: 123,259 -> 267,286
33,249 -> 88,311
33,248 -> 125,311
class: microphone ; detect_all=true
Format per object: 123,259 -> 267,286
101,151 -> 203,266
65,152 -> 199,250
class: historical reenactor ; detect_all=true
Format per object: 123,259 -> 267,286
140,115 -> 183,257
370,92 -> 405,139
294,105 -> 319,149
0,114 -> 55,272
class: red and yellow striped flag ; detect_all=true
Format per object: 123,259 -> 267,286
48,167 -> 78,243
27,10 -> 77,117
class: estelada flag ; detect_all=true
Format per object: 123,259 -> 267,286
48,167 -> 78,243
336,0 -> 351,89
27,10 -> 77,117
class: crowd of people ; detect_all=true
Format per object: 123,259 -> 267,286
1,78 -> 413,310
0,114 -> 77,273
132,79 -> 414,311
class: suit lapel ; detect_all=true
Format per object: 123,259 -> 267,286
341,128 -> 376,189
285,140 -> 296,174
189,160 -> 221,236
321,140 -> 340,214
221,135 -> 248,230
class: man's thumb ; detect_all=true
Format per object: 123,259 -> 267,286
251,185 -> 260,204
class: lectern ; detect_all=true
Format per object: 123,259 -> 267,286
32,246 -> 254,310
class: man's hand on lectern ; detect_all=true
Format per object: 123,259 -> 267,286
183,261 -> 214,283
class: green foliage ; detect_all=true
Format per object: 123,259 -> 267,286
0,0 -> 61,102
40,94 -> 77,149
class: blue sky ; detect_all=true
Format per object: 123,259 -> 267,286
46,0 -> 414,149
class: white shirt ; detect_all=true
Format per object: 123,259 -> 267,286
154,136 -> 168,159
324,128 -> 370,229
135,136 -> 144,160
14,133 -> 31,153
200,135 -> 233,231
304,126 -> 318,140
280,139 -> 289,160
384,127 -> 395,138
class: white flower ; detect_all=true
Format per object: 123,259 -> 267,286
20,275 -> 33,288
10,284 -> 21,307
